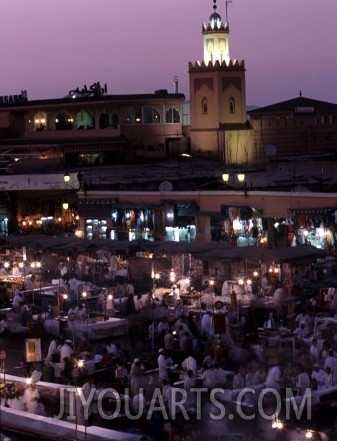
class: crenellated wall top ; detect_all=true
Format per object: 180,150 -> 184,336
202,23 -> 229,32
188,59 -> 245,72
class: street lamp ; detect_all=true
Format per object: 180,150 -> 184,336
222,172 -> 247,196
64,171 -> 84,189
64,172 -> 71,184
222,172 -> 245,183
237,173 -> 245,183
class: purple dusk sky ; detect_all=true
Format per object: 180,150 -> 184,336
0,0 -> 336,107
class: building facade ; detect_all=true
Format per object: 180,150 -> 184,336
248,95 -> 337,163
0,1 -> 336,249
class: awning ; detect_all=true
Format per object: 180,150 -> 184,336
0,236 -> 327,263
65,142 -> 125,153
289,207 -> 335,215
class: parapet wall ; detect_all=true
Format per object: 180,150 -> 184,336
189,59 -> 245,72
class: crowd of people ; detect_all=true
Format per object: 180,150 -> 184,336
1,251 -> 337,440
12,294 -> 331,441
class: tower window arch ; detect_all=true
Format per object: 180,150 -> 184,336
229,97 -> 235,114
202,98 -> 208,114
166,108 -> 180,123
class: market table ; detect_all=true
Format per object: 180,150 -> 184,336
44,317 -> 128,339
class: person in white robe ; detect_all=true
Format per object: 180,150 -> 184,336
23,381 -> 40,414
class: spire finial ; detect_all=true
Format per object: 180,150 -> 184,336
213,0 -> 217,13
299,90 -> 302,97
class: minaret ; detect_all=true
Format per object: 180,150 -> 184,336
188,0 -> 252,164
203,0 -> 230,65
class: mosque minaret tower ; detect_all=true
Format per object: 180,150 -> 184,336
188,0 -> 253,164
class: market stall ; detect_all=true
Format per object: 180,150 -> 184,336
44,317 -> 128,339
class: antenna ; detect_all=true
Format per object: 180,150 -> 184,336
174,76 -> 179,94
225,0 -> 233,24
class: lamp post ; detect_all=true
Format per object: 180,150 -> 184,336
0,350 -> 6,389
71,360 -> 82,440
63,172 -> 83,233
30,260 -> 42,306
64,171 -> 83,189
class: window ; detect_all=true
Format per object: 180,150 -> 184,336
143,107 -> 161,124
75,110 -> 94,130
125,107 -> 142,125
229,97 -> 235,114
166,108 -> 180,123
99,110 -> 119,129
202,98 -> 208,114
55,112 -> 73,130
99,112 -> 110,129
33,112 -> 47,131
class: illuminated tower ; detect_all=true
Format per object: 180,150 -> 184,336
188,0 -> 252,164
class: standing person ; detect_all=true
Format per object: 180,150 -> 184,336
157,348 -> 175,381
201,365 -> 217,390
323,366 -> 333,387
265,362 -> 281,392
130,358 -> 145,396
321,341 -> 331,367
184,370 -> 197,410
20,303 -> 32,326
106,291 -> 114,317
295,310 -> 311,336
164,330 -> 175,352
0,314 -> 8,350
60,339 -> 74,366
77,334 -> 93,357
201,312 -> 213,339
135,294 -> 143,313
74,303 -> 87,321
109,254 -> 118,280
323,350 -> 337,385
296,366 -> 311,396
115,361 -> 129,391
233,367 -> 246,389
23,381 -> 40,414
309,338 -> 320,366
68,277 -> 79,304
181,353 -> 198,377
106,339 -> 117,356
12,291 -> 23,312
264,312 -> 276,329
311,363 -> 325,387
179,332 -> 193,354
132,389 -> 146,415
158,317 -> 170,335
45,336 -> 61,364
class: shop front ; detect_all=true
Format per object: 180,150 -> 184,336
210,205 -> 264,246
163,200 -> 197,242
78,198 -> 198,242
78,199 -> 158,241
288,207 -> 336,250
